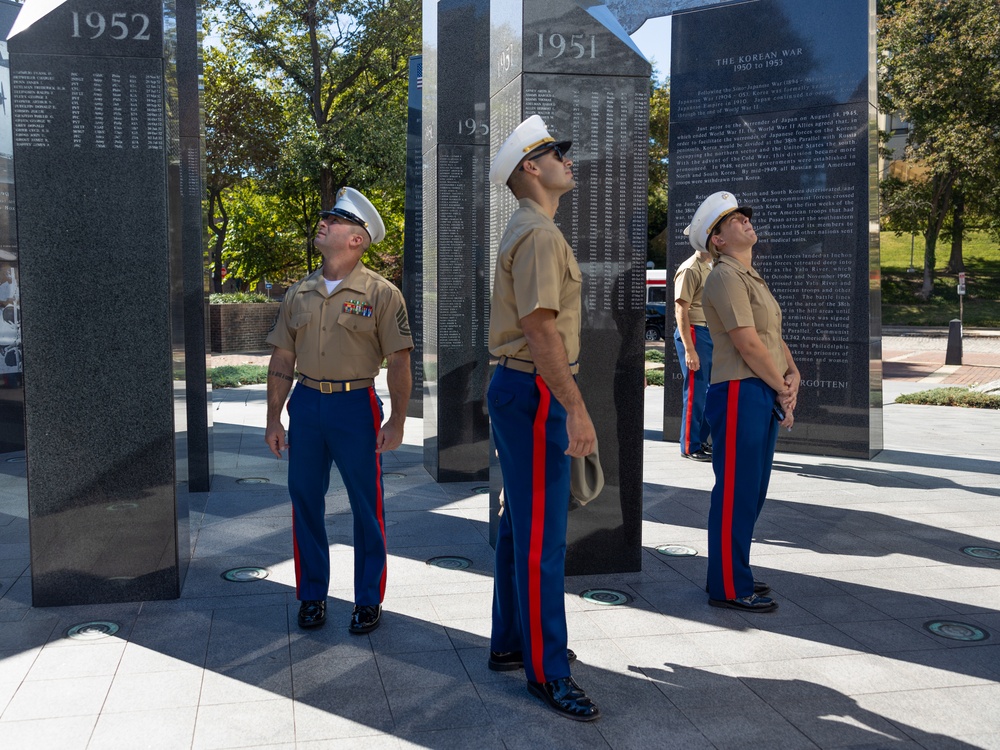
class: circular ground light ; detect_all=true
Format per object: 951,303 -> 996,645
106,502 -> 139,511
655,544 -> 698,557
426,556 -> 472,570
67,621 -> 120,640
961,546 -> 1000,561
472,486 -> 490,494
222,567 -> 269,582
5,456 -> 26,463
237,477 -> 270,485
924,620 -> 989,642
383,472 -> 406,480
580,589 -> 632,606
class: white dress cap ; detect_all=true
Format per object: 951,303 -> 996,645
321,187 -> 386,244
489,114 -> 572,186
683,191 -> 752,253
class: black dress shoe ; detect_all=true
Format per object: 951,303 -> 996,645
488,648 -> 577,672
349,604 -> 381,634
298,600 -> 326,628
681,448 -> 712,462
708,593 -> 778,612
705,580 -> 771,595
527,677 -> 600,722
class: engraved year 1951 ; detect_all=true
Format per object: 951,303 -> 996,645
71,11 -> 151,41
537,33 -> 595,59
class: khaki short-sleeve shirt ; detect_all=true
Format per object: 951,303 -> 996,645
488,198 -> 582,364
703,255 -> 786,384
673,252 -> 711,327
266,261 -> 413,380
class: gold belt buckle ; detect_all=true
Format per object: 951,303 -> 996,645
320,381 -> 333,394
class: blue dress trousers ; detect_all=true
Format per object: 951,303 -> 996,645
673,323 -> 713,454
704,377 -> 779,601
488,365 -> 572,685
286,383 -> 387,606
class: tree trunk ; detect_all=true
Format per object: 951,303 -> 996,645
919,172 -> 956,300
945,189 -> 965,274
207,185 -> 229,293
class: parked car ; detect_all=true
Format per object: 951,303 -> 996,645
645,304 -> 667,341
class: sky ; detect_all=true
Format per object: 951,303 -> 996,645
628,14 -> 672,83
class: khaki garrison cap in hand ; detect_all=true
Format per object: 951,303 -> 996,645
320,187 -> 386,244
489,114 -> 572,186
684,191 -> 753,254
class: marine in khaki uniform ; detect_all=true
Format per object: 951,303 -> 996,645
265,187 -> 413,633
696,191 -> 799,613
486,115 -> 599,722
672,245 -> 714,460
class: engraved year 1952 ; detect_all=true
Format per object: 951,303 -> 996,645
536,33 -> 596,59
71,11 -> 152,41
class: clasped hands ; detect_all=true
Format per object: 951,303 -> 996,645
775,371 -> 800,429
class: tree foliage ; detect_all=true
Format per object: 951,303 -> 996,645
878,0 -> 1000,298
647,76 -> 670,268
203,45 -> 286,290
203,0 -> 419,288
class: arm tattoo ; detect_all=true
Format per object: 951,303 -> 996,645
268,369 -> 294,383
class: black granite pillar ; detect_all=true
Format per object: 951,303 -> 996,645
0,1 -> 24,455
9,0 -> 198,605
489,0 -> 651,574
663,0 -> 881,459
421,0 -> 491,482
403,54 -> 424,419
174,0 -> 212,492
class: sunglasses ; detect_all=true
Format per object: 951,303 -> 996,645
319,207 -> 368,229
519,144 -> 566,170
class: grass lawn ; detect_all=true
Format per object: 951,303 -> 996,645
880,230 -> 1000,327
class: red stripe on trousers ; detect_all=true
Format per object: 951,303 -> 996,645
291,508 -> 302,599
368,387 -> 388,601
683,326 -> 697,453
529,376 -> 551,683
722,381 -> 741,600
288,401 -> 303,598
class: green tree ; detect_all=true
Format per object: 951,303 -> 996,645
647,76 -> 670,268
207,0 -> 419,207
204,45 -> 285,291
878,0 -> 1000,298
205,0 -> 418,285
222,181 -> 306,288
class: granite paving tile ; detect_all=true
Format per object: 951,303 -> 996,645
89,706 -> 197,749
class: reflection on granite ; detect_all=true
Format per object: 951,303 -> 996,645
9,0 -> 195,605
605,0 -> 738,34
488,0 -> 650,574
662,0 -> 880,459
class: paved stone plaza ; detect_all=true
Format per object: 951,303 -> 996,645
0,332 -> 998,749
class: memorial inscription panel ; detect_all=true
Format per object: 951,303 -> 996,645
664,0 -> 879,458
10,0 -> 192,605
489,0 -> 650,574
403,55 -> 424,418
421,0 -> 491,482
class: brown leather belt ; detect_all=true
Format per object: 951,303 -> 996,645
497,356 -> 579,375
297,375 -> 374,393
